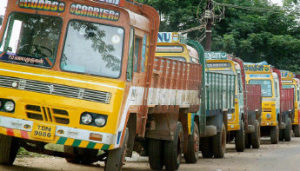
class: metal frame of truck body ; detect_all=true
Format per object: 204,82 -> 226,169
154,34 -> 199,138
155,38 -> 234,161
205,59 -> 243,133
233,58 -> 262,134
246,84 -> 262,124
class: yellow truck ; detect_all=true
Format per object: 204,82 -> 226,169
281,70 -> 300,137
156,32 -> 198,64
0,1 -> 206,170
205,52 -> 246,152
245,64 -> 280,144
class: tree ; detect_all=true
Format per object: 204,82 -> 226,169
139,0 -> 300,73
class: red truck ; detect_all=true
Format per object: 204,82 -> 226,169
233,58 -> 262,149
246,84 -> 262,148
273,68 -> 294,141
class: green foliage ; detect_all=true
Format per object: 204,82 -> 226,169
139,0 -> 300,73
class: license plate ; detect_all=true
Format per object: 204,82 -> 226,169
31,123 -> 56,141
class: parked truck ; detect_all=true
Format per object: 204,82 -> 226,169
0,0 -> 188,171
245,64 -> 294,143
281,70 -> 300,137
155,33 -> 236,162
273,68 -> 294,141
205,53 -> 247,152
233,57 -> 262,149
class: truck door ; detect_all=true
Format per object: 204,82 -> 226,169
273,77 -> 280,115
237,71 -> 244,117
132,31 -> 149,136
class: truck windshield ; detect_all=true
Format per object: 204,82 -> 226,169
61,20 -> 124,78
156,45 -> 184,53
249,79 -> 272,97
159,56 -> 186,62
0,13 -> 62,68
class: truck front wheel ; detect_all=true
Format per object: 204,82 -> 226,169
293,125 -> 300,137
235,121 -> 245,152
148,139 -> 164,170
284,118 -> 292,141
164,122 -> 183,170
200,137 -> 213,158
184,121 -> 199,163
0,134 -> 20,165
270,125 -> 279,144
212,123 -> 226,158
105,128 -> 129,171
251,120 -> 261,148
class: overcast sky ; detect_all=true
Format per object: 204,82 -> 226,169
0,0 -> 7,16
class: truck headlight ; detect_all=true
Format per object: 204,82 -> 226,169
4,101 -> 15,112
95,116 -> 107,127
81,113 -> 93,125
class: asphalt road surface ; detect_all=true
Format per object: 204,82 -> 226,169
2,138 -> 300,171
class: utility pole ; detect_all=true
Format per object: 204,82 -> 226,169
205,0 -> 213,51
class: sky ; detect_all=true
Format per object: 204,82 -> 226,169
0,0 -> 7,16
270,0 -> 283,6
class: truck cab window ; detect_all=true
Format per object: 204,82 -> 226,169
134,37 -> 141,72
141,34 -> 148,72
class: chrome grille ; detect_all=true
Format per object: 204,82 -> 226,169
26,105 -> 70,125
0,75 -> 111,104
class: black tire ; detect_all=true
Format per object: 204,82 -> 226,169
251,120 -> 261,149
148,139 -> 163,170
235,121 -> 245,152
270,125 -> 279,144
284,118 -> 292,141
64,146 -> 98,164
200,137 -> 213,158
184,121 -> 199,163
212,123 -> 226,158
164,122 -> 183,171
245,133 -> 251,149
105,128 -> 129,171
293,125 -> 300,137
279,129 -> 284,141
0,134 -> 20,165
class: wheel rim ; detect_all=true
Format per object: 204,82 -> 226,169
194,125 -> 200,154
177,138 -> 181,165
221,126 -> 226,151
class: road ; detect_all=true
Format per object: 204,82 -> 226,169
2,138 -> 300,171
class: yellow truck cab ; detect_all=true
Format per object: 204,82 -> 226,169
155,32 -> 198,63
245,64 -> 280,144
281,70 -> 300,136
0,0 -> 163,170
205,52 -> 246,152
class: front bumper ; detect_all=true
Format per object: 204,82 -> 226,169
0,116 -> 115,150
227,123 -> 240,131
261,111 -> 277,127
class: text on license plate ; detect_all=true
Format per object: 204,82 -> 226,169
32,123 -> 55,141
